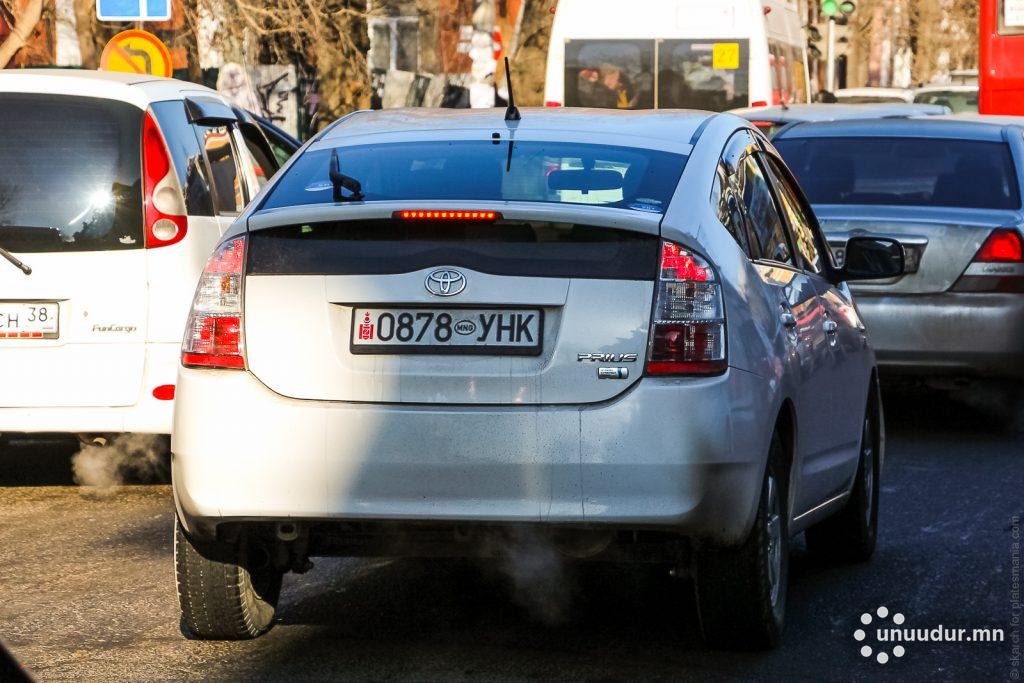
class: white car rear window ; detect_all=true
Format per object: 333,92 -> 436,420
0,94 -> 143,252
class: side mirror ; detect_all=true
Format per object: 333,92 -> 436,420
184,96 -> 241,127
838,236 -> 905,282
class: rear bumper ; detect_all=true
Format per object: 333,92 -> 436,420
172,366 -> 776,547
0,343 -> 177,435
856,292 -> 1024,378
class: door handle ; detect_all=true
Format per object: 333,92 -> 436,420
824,320 -> 839,335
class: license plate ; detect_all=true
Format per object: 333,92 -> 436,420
351,307 -> 543,355
0,302 -> 59,339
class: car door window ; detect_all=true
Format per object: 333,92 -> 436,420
712,161 -> 754,256
238,125 -> 280,191
196,124 -> 245,214
762,155 -> 823,274
739,153 -> 794,266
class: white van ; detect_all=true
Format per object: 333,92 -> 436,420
544,0 -> 809,110
0,70 -> 292,441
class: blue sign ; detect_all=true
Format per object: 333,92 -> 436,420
96,0 -> 171,22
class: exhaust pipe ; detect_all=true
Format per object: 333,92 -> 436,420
275,522 -> 300,542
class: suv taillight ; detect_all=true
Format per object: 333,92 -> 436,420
142,111 -> 187,248
952,228 -> 1024,293
646,241 -> 727,376
182,236 -> 247,369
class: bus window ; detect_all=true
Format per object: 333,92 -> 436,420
658,39 -> 750,111
564,40 -> 655,109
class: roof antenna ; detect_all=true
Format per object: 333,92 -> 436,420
504,56 -> 521,122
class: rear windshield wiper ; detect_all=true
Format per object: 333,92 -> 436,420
0,243 -> 31,275
329,148 -> 363,202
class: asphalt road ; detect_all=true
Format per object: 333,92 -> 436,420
0,388 -> 1020,682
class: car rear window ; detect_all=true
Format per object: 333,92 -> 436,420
247,219 -> 659,280
913,90 -> 979,114
0,94 -> 144,252
774,136 -> 1021,210
261,141 -> 687,214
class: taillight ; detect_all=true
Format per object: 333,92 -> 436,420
976,228 -> 1023,262
182,236 -> 247,369
545,101 -> 563,107
646,241 -> 727,376
142,111 -> 187,248
952,228 -> 1024,293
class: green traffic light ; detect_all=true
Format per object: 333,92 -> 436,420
840,1 -> 856,12
822,0 -> 839,15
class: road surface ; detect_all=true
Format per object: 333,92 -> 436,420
0,389 -> 1019,682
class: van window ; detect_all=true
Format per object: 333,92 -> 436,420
658,39 -> 750,111
0,94 -> 143,252
775,137 -> 1022,210
564,40 -> 655,109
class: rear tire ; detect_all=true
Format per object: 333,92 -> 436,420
805,398 -> 879,563
174,518 -> 283,640
694,432 -> 788,650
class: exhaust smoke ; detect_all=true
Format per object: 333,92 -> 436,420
72,434 -> 169,495
485,528 -> 576,625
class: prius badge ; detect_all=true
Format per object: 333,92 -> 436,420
425,268 -> 467,297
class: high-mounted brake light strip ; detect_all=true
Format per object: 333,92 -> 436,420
394,210 -> 501,221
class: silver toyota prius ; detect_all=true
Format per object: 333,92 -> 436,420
171,108 -> 903,648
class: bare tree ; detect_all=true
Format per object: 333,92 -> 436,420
0,0 -> 45,68
177,0 -> 373,125
843,0 -> 978,87
509,0 -> 555,106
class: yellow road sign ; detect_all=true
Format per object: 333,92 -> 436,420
100,29 -> 173,78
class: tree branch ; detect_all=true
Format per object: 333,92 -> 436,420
0,0 -> 44,69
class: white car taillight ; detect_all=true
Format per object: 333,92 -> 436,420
646,240 -> 727,376
142,111 -> 188,248
182,236 -> 247,369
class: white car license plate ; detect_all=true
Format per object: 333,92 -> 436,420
0,302 -> 59,339
351,307 -> 542,355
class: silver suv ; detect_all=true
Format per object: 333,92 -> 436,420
171,108 -> 902,648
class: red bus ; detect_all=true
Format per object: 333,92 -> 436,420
980,0 -> 1024,114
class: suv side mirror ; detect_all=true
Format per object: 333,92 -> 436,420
838,237 -> 905,282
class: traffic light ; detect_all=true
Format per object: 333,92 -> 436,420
822,0 -> 855,17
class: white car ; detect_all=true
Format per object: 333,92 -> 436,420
172,108 -> 903,648
833,87 -> 915,104
0,70 -> 289,442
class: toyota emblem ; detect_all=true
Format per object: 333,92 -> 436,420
425,268 -> 467,297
